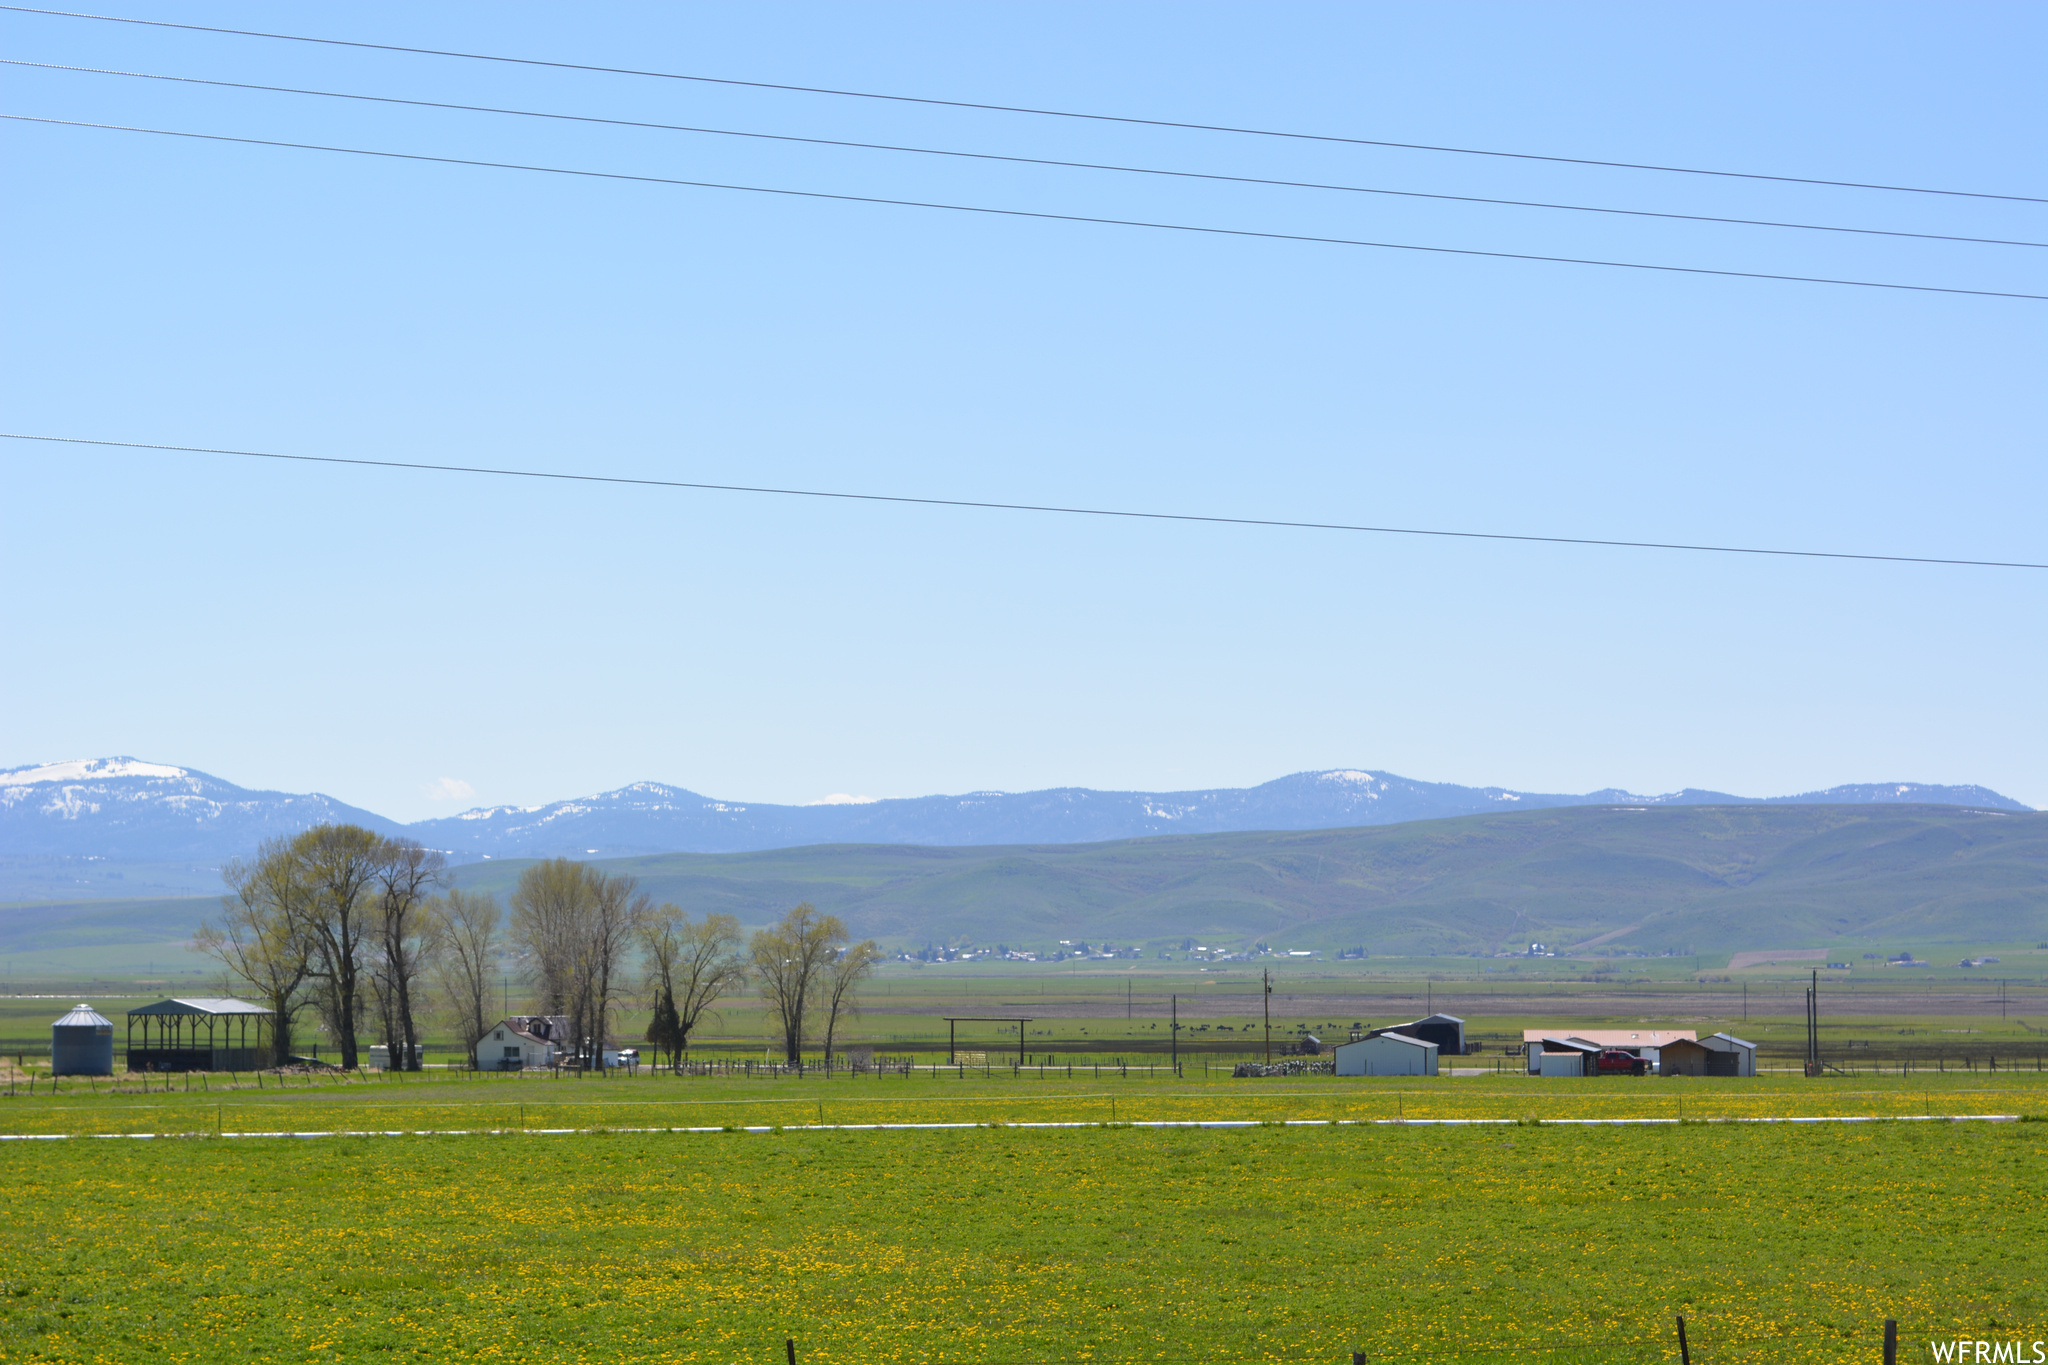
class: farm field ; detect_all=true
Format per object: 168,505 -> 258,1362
1,1074 -> 2043,1365
6,957 -> 2045,1070
4,1070 -> 2048,1136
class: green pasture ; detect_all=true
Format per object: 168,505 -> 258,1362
1,1072 -> 2043,1364
7,958 -> 2046,1075
3,1069 -> 2048,1136
4,986 -> 2048,1080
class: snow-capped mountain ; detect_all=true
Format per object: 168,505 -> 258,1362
0,758 -> 2028,872
0,758 -> 401,860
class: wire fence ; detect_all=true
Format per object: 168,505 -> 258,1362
777,1317 -> 2002,1365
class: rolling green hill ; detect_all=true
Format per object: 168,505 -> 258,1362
447,802 -> 2046,954
5,803 -> 2041,969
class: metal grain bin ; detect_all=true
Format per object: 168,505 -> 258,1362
52,1003 -> 114,1076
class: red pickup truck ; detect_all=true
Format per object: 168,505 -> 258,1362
1596,1049 -> 1648,1076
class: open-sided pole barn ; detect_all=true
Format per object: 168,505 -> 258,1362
126,998 -> 274,1072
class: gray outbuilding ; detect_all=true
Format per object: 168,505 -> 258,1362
1334,1031 -> 1439,1076
1700,1033 -> 1757,1076
1532,1036 -> 1603,1077
52,1003 -> 114,1076
1660,1032 -> 1758,1077
1363,1014 -> 1465,1055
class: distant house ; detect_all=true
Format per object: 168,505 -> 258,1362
1335,1032 -> 1439,1076
1658,1033 -> 1757,1077
483,1015 -> 569,1071
1521,1028 -> 1694,1075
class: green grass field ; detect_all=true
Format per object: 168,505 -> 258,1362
9,954 -> 2045,1074
2,1072 -> 2044,1364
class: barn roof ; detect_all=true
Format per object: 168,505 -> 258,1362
127,997 -> 272,1018
493,1015 -> 569,1046
1339,1030 -> 1437,1051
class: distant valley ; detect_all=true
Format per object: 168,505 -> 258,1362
4,803 -> 2041,969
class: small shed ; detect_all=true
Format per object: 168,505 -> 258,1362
52,1003 -> 114,1076
1532,1036 -> 1602,1078
368,1043 -> 423,1071
1649,1033 -> 1756,1077
1700,1032 -> 1756,1076
127,997 -> 273,1072
1335,1031 -> 1439,1076
1657,1039 -> 1712,1076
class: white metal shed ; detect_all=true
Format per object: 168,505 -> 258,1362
1335,1031 -> 1439,1077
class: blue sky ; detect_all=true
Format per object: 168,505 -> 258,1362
3,2 -> 2043,821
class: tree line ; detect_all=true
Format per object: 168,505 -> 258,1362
198,823 -> 881,1069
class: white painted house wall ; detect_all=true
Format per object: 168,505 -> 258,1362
484,1021 -> 558,1070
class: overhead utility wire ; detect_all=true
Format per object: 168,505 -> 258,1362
6,4 -> 2043,207
15,59 -> 2041,252
8,115 -> 2043,302
7,433 -> 2043,572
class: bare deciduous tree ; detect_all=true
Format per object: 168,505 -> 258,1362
508,859 -> 646,1068
750,903 -> 846,1064
291,824 -> 386,1070
197,840 -> 314,1063
367,839 -> 446,1071
585,870 -> 649,1067
820,938 -> 884,1065
433,887 -> 502,1069
641,906 -> 744,1068
509,857 -> 588,1036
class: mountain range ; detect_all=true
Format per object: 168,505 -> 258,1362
0,757 -> 2027,876
6,802 -> 2042,968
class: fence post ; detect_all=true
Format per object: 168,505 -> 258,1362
1884,1318 -> 1897,1365
1677,1315 -> 1691,1365
786,1337 -> 796,1365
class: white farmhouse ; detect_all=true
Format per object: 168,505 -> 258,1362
482,1015 -> 569,1070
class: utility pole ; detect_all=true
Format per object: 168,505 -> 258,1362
1804,968 -> 1820,1077
1127,979 -> 1132,1020
1171,994 -> 1178,1072
1263,969 -> 1272,1064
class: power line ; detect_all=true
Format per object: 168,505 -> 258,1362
14,58 -> 2042,252
6,433 -> 2043,572
6,4 -> 2043,207
10,114 -> 2044,302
